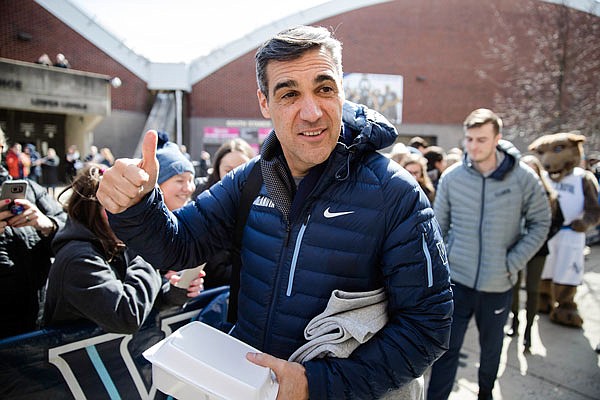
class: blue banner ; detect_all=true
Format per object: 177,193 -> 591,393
0,287 -> 229,399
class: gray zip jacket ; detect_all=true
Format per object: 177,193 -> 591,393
434,143 -> 551,292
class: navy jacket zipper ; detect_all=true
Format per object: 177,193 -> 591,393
286,214 -> 310,296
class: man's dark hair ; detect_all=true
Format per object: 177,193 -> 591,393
423,146 -> 446,171
255,25 -> 343,99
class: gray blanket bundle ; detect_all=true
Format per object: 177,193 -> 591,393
288,287 -> 388,363
288,287 -> 424,400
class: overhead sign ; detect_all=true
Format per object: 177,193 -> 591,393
0,58 -> 111,116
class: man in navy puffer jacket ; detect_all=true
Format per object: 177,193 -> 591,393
97,25 -> 453,400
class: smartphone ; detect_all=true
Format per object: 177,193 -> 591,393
0,180 -> 29,214
174,264 -> 206,288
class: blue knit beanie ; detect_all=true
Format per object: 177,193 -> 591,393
156,131 -> 194,184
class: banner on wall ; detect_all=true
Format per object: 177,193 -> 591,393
343,73 -> 403,124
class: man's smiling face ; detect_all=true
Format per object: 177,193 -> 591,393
257,47 -> 344,177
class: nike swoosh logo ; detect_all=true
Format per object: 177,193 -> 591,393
323,207 -> 355,218
494,307 -> 505,315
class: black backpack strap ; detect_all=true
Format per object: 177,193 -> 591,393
227,161 -> 263,323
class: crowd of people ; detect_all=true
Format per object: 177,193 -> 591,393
1,25 -> 599,400
0,140 -> 119,193
3,141 -> 61,192
64,144 -> 116,182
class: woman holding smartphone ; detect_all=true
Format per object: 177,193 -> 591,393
0,128 -> 66,339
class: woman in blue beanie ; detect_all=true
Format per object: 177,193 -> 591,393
156,133 -> 196,211
156,133 -> 205,293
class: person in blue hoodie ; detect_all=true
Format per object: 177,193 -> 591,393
24,144 -> 42,183
96,25 -> 453,399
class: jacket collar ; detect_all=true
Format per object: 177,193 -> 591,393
464,140 -> 519,181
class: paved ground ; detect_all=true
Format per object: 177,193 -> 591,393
423,242 -> 600,400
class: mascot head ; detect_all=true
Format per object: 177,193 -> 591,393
528,131 -> 586,182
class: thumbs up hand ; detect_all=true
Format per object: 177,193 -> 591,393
97,130 -> 159,214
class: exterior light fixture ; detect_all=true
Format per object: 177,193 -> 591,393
109,77 -> 122,88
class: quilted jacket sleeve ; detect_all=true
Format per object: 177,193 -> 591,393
304,171 -> 453,399
505,168 -> 551,276
107,161 -> 247,271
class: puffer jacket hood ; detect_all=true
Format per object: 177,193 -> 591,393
340,100 -> 398,150
333,101 -> 398,181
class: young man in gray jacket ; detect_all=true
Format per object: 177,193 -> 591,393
427,108 -> 551,400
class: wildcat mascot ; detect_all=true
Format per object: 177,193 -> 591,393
529,132 -> 600,327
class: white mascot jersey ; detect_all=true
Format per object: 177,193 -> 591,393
542,167 -> 585,285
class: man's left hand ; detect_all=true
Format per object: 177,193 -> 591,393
246,352 -> 309,400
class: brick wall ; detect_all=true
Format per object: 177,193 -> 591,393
189,0 -> 598,130
189,0 -> 532,123
2,0 -> 597,139
0,0 -> 150,113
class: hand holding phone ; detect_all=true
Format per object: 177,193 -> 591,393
0,180 -> 28,215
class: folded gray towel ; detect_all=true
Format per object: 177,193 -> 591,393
288,287 -> 424,399
288,287 -> 388,363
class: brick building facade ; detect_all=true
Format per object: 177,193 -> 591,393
1,0 -> 598,168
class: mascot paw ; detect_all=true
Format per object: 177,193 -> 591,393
550,308 -> 583,328
570,219 -> 587,232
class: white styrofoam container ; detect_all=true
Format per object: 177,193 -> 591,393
143,321 -> 279,400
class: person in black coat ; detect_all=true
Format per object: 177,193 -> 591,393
44,164 -> 203,334
0,128 -> 66,339
39,147 -> 60,196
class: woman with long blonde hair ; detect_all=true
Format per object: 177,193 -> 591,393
401,153 -> 436,204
